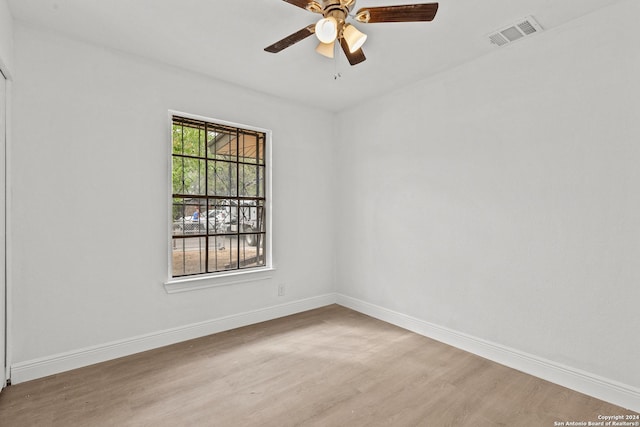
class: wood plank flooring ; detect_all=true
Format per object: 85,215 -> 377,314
0,305 -> 636,426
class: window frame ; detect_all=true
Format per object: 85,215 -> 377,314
165,111 -> 273,291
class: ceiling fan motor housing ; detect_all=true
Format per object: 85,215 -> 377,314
319,0 -> 356,38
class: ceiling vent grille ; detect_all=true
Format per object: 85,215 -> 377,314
488,16 -> 543,47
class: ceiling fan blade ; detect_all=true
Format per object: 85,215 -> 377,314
355,3 -> 439,23
283,0 -> 314,11
340,38 -> 366,66
265,24 -> 316,53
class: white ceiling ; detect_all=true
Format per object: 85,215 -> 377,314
7,0 -> 624,112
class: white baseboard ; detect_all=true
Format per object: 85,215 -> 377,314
11,292 -> 640,413
11,293 -> 337,384
336,293 -> 640,413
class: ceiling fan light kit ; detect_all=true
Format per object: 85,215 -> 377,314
265,0 -> 439,66
343,24 -> 367,53
316,40 -> 335,58
315,16 -> 338,43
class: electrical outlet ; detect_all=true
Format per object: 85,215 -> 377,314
278,283 -> 285,296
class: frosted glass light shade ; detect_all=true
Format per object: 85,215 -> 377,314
315,17 -> 338,44
343,24 -> 367,53
316,41 -> 335,58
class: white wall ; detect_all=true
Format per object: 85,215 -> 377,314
10,24 -> 335,364
335,0 -> 640,390
0,0 -> 13,75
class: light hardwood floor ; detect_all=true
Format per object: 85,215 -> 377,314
0,305 -> 636,426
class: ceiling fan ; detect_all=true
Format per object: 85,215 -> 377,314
264,0 -> 439,66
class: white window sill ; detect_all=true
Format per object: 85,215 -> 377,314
164,267 -> 275,294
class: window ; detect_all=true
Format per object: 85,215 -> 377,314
170,114 -> 268,278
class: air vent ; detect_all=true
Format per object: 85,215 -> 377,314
487,16 -> 543,47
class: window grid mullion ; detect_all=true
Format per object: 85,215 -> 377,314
203,123 -> 209,274
235,128 -> 240,271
